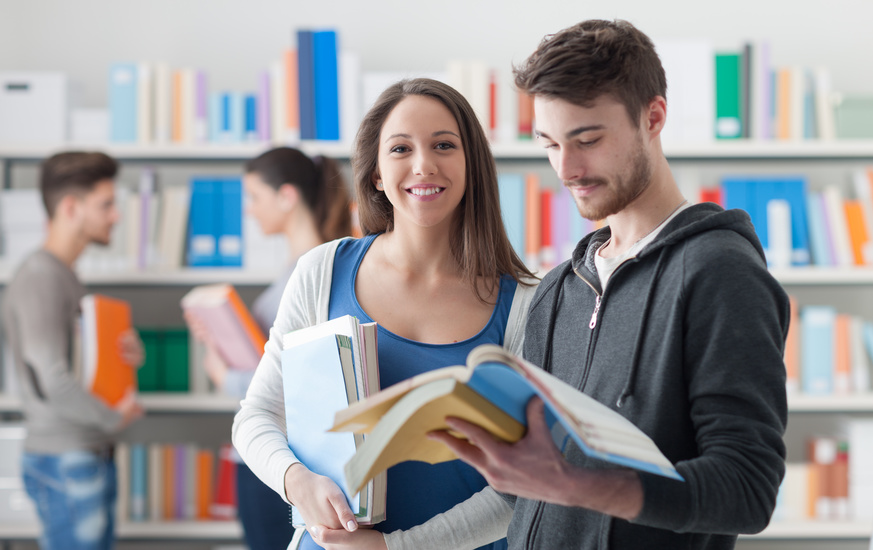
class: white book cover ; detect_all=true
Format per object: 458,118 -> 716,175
850,315 -> 871,393
156,185 -> 190,270
495,67 -> 518,144
115,442 -> 131,522
750,41 -> 772,141
137,63 -> 153,145
467,60 -> 490,137
148,443 -> 163,521
153,62 -> 172,144
821,185 -> 854,267
814,66 -> 836,141
653,39 -> 715,146
180,68 -> 195,145
269,60 -> 287,144
339,51 -> 362,146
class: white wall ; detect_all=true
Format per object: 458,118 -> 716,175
1,0 -> 871,109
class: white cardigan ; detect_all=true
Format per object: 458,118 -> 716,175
232,238 -> 537,549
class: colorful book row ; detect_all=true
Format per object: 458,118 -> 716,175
704,169 -> 873,269
774,436 -> 850,522
115,442 -> 237,523
784,297 -> 873,397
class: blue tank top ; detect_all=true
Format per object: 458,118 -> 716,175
299,234 -> 514,550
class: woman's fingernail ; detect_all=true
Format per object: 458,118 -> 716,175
311,526 -> 321,539
347,520 -> 358,532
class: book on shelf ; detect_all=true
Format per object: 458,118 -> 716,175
181,283 -> 266,372
137,327 -> 190,393
331,343 -> 682,498
79,294 -> 137,406
281,315 -> 383,526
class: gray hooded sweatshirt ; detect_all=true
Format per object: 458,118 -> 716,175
507,203 -> 789,549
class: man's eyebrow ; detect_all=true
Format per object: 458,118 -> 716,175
536,125 -> 604,140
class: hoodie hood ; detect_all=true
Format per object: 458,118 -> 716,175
571,202 -> 765,295
547,203 -> 766,407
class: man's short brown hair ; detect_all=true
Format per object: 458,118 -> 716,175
40,152 -> 118,218
514,19 -> 667,127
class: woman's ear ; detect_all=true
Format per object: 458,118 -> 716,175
372,172 -> 383,191
277,183 -> 299,212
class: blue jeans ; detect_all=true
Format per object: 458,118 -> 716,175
22,450 -> 117,550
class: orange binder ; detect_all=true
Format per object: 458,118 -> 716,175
784,295 -> 800,394
844,199 -> 869,266
80,294 -> 136,406
524,174 -> 541,266
196,449 -> 215,519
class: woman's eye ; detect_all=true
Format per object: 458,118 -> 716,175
435,141 -> 457,151
390,145 -> 410,154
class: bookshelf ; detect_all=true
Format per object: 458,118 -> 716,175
5,142 -> 873,547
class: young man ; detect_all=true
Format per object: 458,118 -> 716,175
2,151 -> 144,550
427,19 -> 790,550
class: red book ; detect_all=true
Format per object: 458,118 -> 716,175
518,93 -> 533,140
699,187 -> 723,207
211,444 -> 237,520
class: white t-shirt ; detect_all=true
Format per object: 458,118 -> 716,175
595,202 -> 692,289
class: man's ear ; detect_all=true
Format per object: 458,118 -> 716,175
645,96 -> 667,137
55,194 -> 80,222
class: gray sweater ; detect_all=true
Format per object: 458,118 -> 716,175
509,203 -> 789,549
2,249 -> 122,453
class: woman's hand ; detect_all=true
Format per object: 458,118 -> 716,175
284,463 -> 359,533
184,311 -> 212,345
202,344 -> 229,388
310,525 -> 387,550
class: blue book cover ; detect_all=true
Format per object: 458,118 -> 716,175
721,176 -> 756,226
130,443 -> 147,521
498,173 -> 525,257
229,92 -> 245,143
297,30 -> 316,140
208,92 -> 222,143
109,63 -> 138,142
800,305 -> 836,395
244,93 -> 257,141
186,178 -> 219,267
313,29 -> 340,141
461,359 -> 683,481
779,177 -> 811,266
806,192 -> 832,267
218,177 -> 243,267
282,334 -> 360,525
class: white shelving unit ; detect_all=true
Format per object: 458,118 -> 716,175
0,520 -> 242,541
4,141 -> 873,545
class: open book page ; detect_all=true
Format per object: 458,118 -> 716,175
471,345 -> 679,476
332,365 -> 470,433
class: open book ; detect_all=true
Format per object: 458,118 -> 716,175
332,344 -> 682,496
180,283 -> 266,370
281,315 -> 384,526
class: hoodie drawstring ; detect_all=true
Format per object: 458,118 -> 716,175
617,248 -> 669,408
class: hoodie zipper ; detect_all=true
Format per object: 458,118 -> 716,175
588,295 -> 601,329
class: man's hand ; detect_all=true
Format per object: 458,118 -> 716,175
118,328 -> 145,369
428,396 -> 644,519
428,396 -> 572,502
284,463 -> 359,533
184,311 -> 212,346
309,525 -> 386,550
114,389 -> 144,429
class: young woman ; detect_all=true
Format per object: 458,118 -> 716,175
232,78 -> 537,550
188,146 -> 352,550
